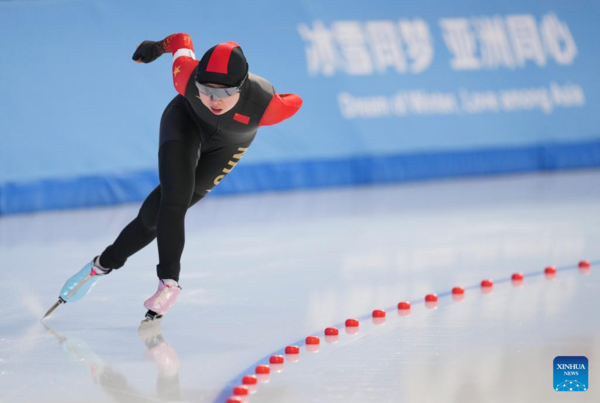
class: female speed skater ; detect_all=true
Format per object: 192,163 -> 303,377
43,33 -> 302,325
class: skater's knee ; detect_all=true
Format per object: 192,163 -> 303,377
158,201 -> 189,223
138,213 -> 158,234
160,191 -> 194,210
137,186 -> 161,233
137,201 -> 158,233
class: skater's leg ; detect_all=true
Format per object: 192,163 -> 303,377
142,138 -> 255,321
155,140 -> 201,282
99,187 -> 203,270
153,98 -> 203,282
47,98 -> 203,318
101,97 -> 202,273
99,186 -> 161,269
151,137 -> 255,283
142,138 -> 200,321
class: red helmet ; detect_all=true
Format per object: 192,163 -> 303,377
195,41 -> 248,88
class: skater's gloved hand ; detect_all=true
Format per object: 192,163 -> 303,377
132,40 -> 164,64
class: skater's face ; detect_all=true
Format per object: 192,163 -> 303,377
198,83 -> 241,115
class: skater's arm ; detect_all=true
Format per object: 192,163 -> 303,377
161,33 -> 199,96
258,93 -> 303,126
132,33 -> 199,96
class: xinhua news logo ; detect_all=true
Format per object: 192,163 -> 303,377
554,356 -> 588,392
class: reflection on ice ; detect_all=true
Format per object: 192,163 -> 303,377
43,323 -> 182,402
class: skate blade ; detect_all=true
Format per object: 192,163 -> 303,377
138,316 -> 163,330
41,299 -> 65,320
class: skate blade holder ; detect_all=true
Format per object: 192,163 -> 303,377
139,310 -> 163,329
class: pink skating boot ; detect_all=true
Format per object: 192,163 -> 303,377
140,279 -> 181,327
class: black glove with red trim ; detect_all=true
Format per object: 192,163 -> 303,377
132,40 -> 164,64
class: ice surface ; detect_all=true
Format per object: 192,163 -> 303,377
1,170 -> 599,403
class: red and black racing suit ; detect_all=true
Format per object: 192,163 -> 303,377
98,33 -> 302,281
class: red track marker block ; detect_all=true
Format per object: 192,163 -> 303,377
397,301 -> 411,310
306,336 -> 320,345
285,345 -> 300,354
255,365 -> 270,374
512,273 -> 524,281
372,309 -> 386,318
242,375 -> 257,385
233,386 -> 248,396
452,287 -> 464,295
226,397 -> 242,403
345,318 -> 359,327
325,327 -> 339,336
544,266 -> 557,275
481,279 -> 493,287
425,294 -> 438,302
579,260 -> 590,269
269,355 -> 284,364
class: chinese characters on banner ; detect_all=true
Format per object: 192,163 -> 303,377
297,13 -> 577,76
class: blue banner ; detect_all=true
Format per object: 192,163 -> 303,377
1,0 -> 599,214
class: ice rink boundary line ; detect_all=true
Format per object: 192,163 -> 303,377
214,259 -> 597,403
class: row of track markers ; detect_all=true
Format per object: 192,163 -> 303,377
221,260 -> 593,403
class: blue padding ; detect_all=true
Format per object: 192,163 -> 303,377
1,140 -> 599,215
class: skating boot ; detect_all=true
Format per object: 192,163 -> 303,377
42,256 -> 112,319
139,279 -> 181,328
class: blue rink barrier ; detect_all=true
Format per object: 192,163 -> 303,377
1,139 -> 598,215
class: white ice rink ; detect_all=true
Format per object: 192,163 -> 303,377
1,170 -> 599,403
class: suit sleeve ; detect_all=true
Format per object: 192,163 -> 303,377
258,93 -> 303,126
161,33 -> 199,96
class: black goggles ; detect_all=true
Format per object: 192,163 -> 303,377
195,74 -> 247,100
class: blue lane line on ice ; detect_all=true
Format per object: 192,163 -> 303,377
214,260 -> 598,403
